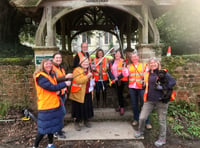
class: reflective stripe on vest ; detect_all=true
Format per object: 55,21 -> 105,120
52,64 -> 66,95
71,67 -> 83,93
128,63 -> 145,88
93,58 -> 108,81
35,72 -> 60,110
77,52 -> 91,64
110,58 -> 128,81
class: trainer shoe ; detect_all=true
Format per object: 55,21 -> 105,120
154,139 -> 166,147
132,120 -> 138,126
134,131 -> 144,138
46,144 -> 56,148
145,124 -> 152,129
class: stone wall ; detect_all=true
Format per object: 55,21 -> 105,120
0,60 -> 200,111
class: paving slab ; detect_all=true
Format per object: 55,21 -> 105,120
60,121 -> 144,141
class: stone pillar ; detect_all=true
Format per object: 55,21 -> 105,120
46,6 -> 55,46
141,4 -> 148,44
136,44 -> 162,63
33,46 -> 59,69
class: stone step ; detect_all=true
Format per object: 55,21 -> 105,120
65,108 -> 133,121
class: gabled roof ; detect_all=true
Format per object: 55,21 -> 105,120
10,0 -> 43,8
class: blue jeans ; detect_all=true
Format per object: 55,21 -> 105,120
129,88 -> 150,124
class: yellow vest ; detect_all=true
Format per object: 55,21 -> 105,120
128,63 -> 145,88
35,72 -> 60,110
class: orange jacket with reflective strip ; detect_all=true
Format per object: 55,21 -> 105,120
128,63 -> 146,89
35,72 -> 60,110
70,67 -> 89,103
93,58 -> 109,81
77,52 -> 91,64
143,71 -> 175,102
52,64 -> 67,95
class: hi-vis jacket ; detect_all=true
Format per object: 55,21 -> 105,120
128,63 -> 146,89
77,52 -> 91,64
70,67 -> 89,103
143,70 -> 176,102
109,58 -> 128,81
93,58 -> 109,81
35,72 -> 60,110
52,64 -> 67,95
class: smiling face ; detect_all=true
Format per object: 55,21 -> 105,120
149,58 -> 159,71
114,51 -> 121,60
97,50 -> 104,58
43,60 -> 52,73
53,53 -> 62,65
81,42 -> 88,53
130,53 -> 139,64
80,58 -> 89,69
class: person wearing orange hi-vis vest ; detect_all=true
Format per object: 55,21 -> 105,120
52,52 -> 73,139
73,42 -> 91,69
122,51 -> 152,129
33,59 -> 71,148
92,49 -> 109,107
108,49 -> 128,116
134,57 -> 176,147
70,58 -> 94,131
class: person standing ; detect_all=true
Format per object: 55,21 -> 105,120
73,42 -> 91,68
92,49 -> 109,107
108,50 -> 128,115
52,52 -> 73,138
70,58 -> 94,131
33,59 -> 71,148
123,52 -> 152,129
134,57 -> 176,147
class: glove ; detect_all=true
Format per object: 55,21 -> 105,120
155,84 -> 163,90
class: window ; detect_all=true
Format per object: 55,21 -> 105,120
104,32 -> 113,44
82,33 -> 91,44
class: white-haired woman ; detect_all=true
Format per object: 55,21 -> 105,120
70,58 -> 94,131
135,57 -> 176,147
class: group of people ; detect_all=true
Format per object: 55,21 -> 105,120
33,42 -> 176,148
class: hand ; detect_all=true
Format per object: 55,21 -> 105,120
155,84 -> 163,90
65,81 -> 71,86
65,73 -> 73,79
87,72 -> 93,78
56,91 -> 60,95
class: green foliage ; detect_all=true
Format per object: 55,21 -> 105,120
0,57 -> 33,66
161,56 -> 186,74
156,0 -> 200,55
168,100 -> 200,139
0,100 -> 11,118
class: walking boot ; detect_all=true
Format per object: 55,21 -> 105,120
74,121 -> 81,131
120,107 -> 124,115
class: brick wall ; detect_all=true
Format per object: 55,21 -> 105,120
174,62 -> 200,105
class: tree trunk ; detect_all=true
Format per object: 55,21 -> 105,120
0,0 -> 25,46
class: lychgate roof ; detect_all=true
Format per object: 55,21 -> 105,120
10,0 -> 43,7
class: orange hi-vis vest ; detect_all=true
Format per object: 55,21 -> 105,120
52,64 -> 67,95
143,70 -> 175,102
35,72 -> 60,110
128,63 -> 146,89
77,52 -> 91,64
71,67 -> 84,93
111,58 -> 128,81
93,58 -> 109,81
